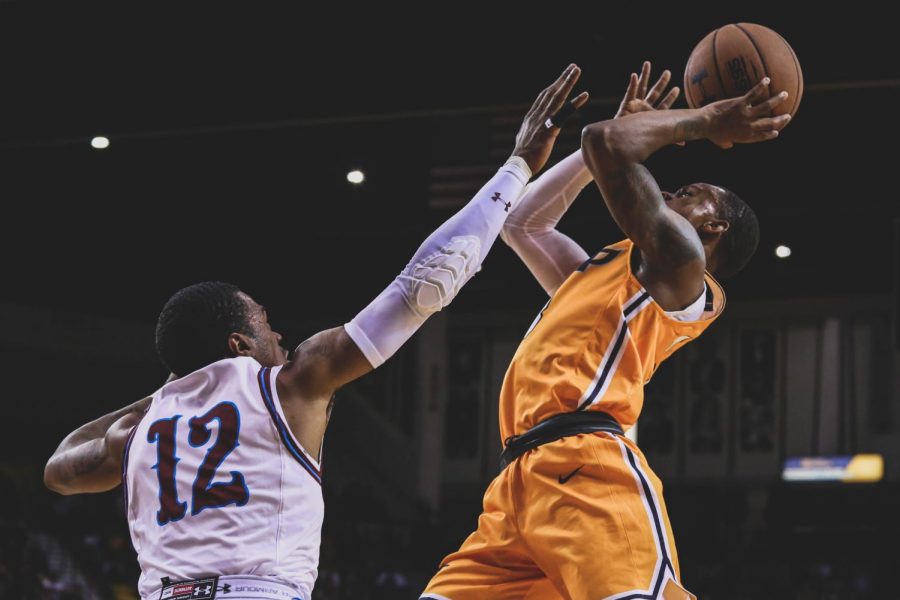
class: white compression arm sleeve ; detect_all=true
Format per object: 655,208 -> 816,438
344,157 -> 532,368
499,150 -> 593,296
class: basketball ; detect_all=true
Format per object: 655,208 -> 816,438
683,23 -> 803,119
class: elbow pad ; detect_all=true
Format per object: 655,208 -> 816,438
399,235 -> 481,316
343,235 -> 482,369
345,158 -> 529,368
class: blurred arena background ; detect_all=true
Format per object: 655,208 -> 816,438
1,4 -> 899,599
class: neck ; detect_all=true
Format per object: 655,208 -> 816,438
703,246 -> 716,273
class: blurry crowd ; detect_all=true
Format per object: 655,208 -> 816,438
1,466 -> 893,600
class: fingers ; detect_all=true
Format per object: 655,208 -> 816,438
752,130 -> 780,142
743,77 -> 771,105
526,88 -> 550,118
542,65 -> 588,130
549,63 -> 578,89
737,130 -> 781,145
657,86 -> 680,110
545,64 -> 582,114
623,72 -> 638,105
529,64 -> 576,116
571,91 -> 590,110
637,61 -> 651,99
638,62 -> 678,109
534,63 -> 579,117
645,69 -> 671,105
751,91 -> 789,116
750,114 -> 791,131
546,91 -> 589,129
546,101 -> 578,128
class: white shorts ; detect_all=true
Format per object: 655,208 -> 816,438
148,575 -> 306,600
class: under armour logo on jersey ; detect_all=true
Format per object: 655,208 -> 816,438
491,192 -> 511,212
159,576 -> 219,600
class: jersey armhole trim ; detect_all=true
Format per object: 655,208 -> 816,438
121,424 -> 140,517
257,367 -> 322,485
624,241 -> 726,325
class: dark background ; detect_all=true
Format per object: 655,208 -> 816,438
1,3 -> 898,599
2,5 -> 898,323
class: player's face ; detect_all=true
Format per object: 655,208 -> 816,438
239,293 -> 289,367
661,183 -> 724,228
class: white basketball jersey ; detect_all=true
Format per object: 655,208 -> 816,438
124,357 -> 323,600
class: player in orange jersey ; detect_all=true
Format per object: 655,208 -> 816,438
421,62 -> 790,600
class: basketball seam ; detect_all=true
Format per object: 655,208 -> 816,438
779,32 -> 802,116
711,28 -> 729,100
734,24 -> 771,103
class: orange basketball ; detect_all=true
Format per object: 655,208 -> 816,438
683,23 -> 803,119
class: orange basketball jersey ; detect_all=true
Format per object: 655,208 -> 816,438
499,239 -> 726,441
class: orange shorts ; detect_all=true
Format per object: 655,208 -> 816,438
421,432 -> 694,600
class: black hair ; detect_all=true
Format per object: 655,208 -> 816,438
713,187 -> 759,279
155,281 -> 252,376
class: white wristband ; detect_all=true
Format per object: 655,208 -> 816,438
503,156 -> 532,186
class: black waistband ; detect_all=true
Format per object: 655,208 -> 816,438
499,411 -> 624,469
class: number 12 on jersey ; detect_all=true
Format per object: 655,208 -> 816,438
146,401 -> 250,526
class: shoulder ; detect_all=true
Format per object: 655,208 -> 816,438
278,327 -> 371,403
161,357 -> 264,395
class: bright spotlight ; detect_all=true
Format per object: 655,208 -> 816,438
91,136 -> 110,150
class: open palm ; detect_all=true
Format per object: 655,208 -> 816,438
615,61 -> 680,119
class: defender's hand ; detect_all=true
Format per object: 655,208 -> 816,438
703,78 -> 791,149
511,64 -> 589,175
615,61 -> 680,119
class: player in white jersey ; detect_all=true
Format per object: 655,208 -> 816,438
43,64 -> 590,600
123,356 -> 324,599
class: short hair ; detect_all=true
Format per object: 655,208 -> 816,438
155,281 -> 252,376
712,187 -> 759,279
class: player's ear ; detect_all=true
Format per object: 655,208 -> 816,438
228,332 -> 255,357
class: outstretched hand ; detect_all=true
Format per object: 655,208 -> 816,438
703,77 -> 791,149
511,64 -> 590,175
615,61 -> 680,119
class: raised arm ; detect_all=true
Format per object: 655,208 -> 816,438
580,73 -> 790,306
277,65 -> 587,402
501,64 -> 680,296
499,151 -> 592,295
